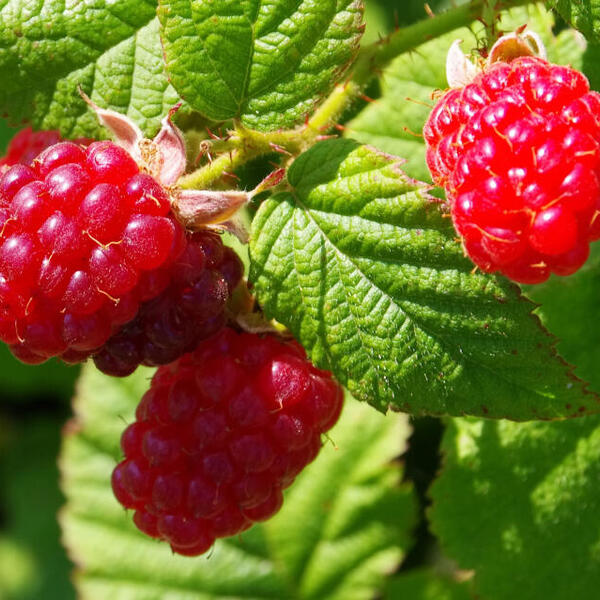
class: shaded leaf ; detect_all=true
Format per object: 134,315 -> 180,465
430,415 -> 600,600
550,0 -> 600,42
384,569 -> 473,600
527,246 -> 600,391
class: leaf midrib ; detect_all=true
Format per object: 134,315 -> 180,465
247,0 -> 335,102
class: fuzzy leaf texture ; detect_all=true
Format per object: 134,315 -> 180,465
430,414 -> 600,600
250,138 -> 599,419
157,0 -> 363,130
348,3 -> 587,183
60,365 -> 416,600
0,1 -> 185,138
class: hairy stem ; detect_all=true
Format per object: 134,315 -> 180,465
180,150 -> 245,190
180,0 -> 534,190
180,127 -> 303,189
303,80 -> 361,134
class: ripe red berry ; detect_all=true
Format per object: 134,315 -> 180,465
0,127 -> 91,168
0,140 -> 187,363
92,232 -> 243,376
112,328 -> 344,556
424,55 -> 600,283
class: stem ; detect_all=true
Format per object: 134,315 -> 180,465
180,126 -> 303,189
180,0 -> 535,190
354,0 -> 531,84
304,80 -> 360,135
480,0 -> 501,45
180,150 -> 245,190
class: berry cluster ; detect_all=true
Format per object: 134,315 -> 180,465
0,126 -> 342,557
112,328 -> 344,556
424,56 -> 600,283
0,140 -> 187,363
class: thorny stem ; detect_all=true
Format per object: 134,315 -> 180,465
179,0 -> 534,190
480,0 -> 503,46
179,127 -> 304,190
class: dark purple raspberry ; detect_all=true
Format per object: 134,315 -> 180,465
92,232 -> 243,376
0,140 -> 186,363
112,327 -> 344,556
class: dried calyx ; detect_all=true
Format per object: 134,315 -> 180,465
81,93 -> 252,241
446,27 -> 548,89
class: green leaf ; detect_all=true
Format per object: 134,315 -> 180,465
430,414 -> 600,600
362,0 -> 390,46
582,42 -> 600,89
158,0 -> 363,130
347,3 -> 587,182
384,570 -> 473,600
0,118 -> 14,153
60,364 -> 416,600
527,246 -> 600,391
0,2 -> 186,138
549,0 -> 600,42
249,138 -> 598,419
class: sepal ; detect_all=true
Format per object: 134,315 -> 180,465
81,92 -> 187,187
173,189 -> 250,230
446,40 -> 478,88
445,28 -> 548,89
487,28 -> 547,66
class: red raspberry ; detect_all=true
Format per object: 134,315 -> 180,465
424,55 -> 600,283
0,127 -> 91,167
92,231 -> 243,376
112,328 -> 344,556
0,141 -> 186,363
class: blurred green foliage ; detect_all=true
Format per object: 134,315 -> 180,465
0,418 -> 75,600
0,345 -> 79,404
0,119 -> 13,154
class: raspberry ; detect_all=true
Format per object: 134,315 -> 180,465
0,127 -> 90,167
424,55 -> 600,283
0,140 -> 187,363
92,231 -> 243,376
112,328 -> 344,556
